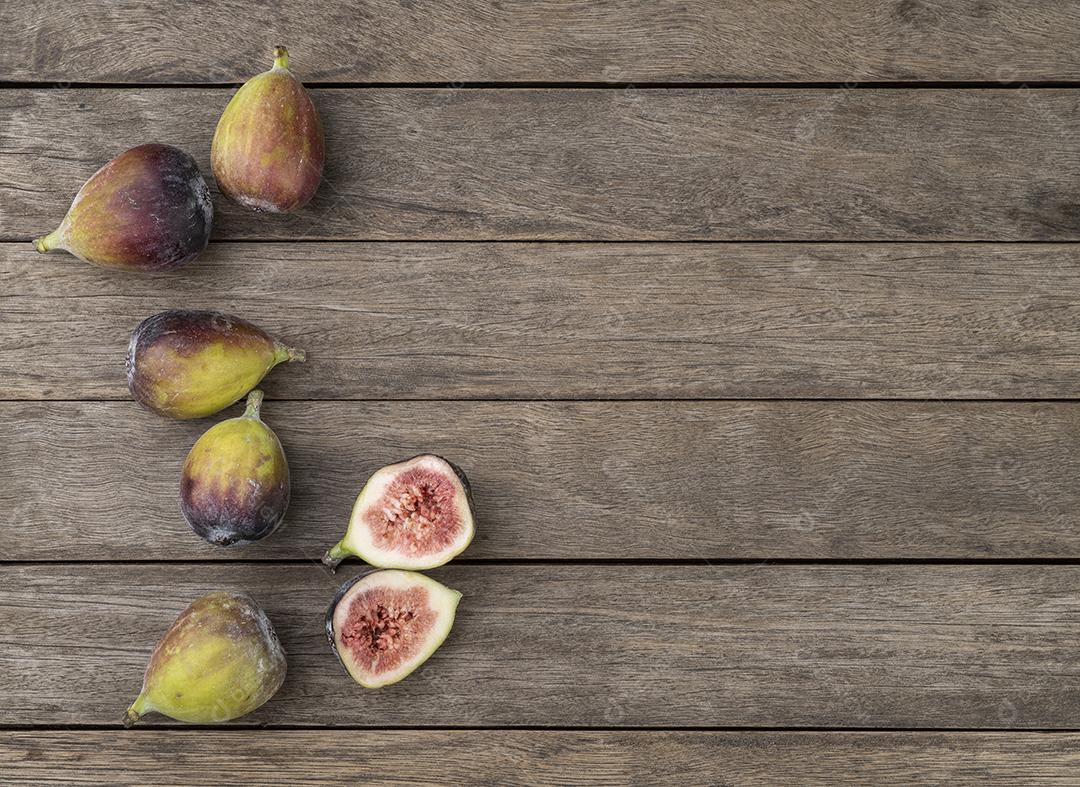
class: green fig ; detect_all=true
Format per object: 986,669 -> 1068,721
33,143 -> 212,271
126,310 -> 305,420
211,46 -> 324,213
181,390 -> 290,546
124,591 -> 286,725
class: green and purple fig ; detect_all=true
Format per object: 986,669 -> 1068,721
124,591 -> 286,725
211,46 -> 324,213
126,309 -> 305,420
181,390 -> 290,546
33,143 -> 212,271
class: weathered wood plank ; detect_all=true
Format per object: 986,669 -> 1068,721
4,1 -> 1080,84
5,242 -> 1080,400
4,89 -> 1080,241
3,731 -> 1079,785
2,564 -> 1077,727
5,400 -> 1080,560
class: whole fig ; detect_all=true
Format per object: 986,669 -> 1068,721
126,309 -> 305,420
211,46 -> 324,212
33,143 -> 212,271
181,390 -> 290,546
124,591 -> 286,725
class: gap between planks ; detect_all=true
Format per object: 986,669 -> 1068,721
7,559 -> 1080,566
6,81 -> 1080,90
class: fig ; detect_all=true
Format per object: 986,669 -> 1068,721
322,455 -> 476,571
32,143 -> 212,271
211,46 -> 324,213
126,309 -> 305,420
124,591 -> 286,725
181,390 -> 290,546
326,570 -> 461,688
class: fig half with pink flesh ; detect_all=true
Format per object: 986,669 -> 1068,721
322,455 -> 476,571
326,570 -> 461,688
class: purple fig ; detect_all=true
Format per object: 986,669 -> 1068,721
32,144 -> 212,271
211,46 -> 324,213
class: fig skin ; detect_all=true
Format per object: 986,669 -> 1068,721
211,46 -> 324,213
124,591 -> 286,725
322,454 -> 477,572
181,390 -> 290,546
32,143 -> 212,271
126,309 -> 305,420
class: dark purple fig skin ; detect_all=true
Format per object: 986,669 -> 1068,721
33,144 -> 212,272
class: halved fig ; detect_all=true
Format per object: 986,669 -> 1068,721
326,570 -> 461,688
322,455 -> 476,571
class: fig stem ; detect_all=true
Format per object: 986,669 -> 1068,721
32,230 -> 61,253
273,342 -> 306,365
123,694 -> 150,728
321,542 -> 349,572
273,46 -> 289,70
243,389 -> 264,419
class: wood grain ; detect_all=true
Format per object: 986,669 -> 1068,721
4,1 -> 1080,84
5,400 -> 1080,561
3,731 -> 1079,785
2,564 -> 1078,728
5,89 -> 1080,241
6,242 -> 1080,400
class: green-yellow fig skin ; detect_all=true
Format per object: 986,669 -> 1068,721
124,592 -> 286,726
33,143 -> 212,271
126,310 -> 305,420
181,391 -> 290,546
211,47 -> 324,213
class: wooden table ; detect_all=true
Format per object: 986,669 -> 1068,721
3,2 -> 1080,783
